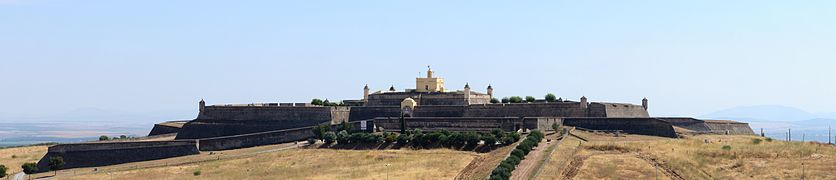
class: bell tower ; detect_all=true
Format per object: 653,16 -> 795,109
415,66 -> 445,92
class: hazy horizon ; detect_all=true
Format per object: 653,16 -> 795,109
3,1 -> 836,120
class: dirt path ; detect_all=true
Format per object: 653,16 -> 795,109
635,152 -> 685,180
509,139 -> 549,180
559,152 -> 589,180
454,155 -> 486,180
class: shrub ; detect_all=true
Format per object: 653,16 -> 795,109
491,129 -> 505,139
752,138 -> 762,144
501,97 -> 510,103
506,155 -> 521,165
511,149 -> 524,159
517,143 -> 532,155
193,170 -> 201,176
509,96 -> 522,103
525,96 -> 536,103
384,132 -> 398,143
530,130 -> 544,140
552,123 -> 561,132
323,132 -> 337,144
311,99 -> 324,106
307,138 -> 317,145
501,136 -> 515,145
545,93 -> 556,102
337,130 -> 350,144
98,135 -> 109,141
765,137 -> 773,142
463,132 -> 481,145
490,98 -> 499,103
339,121 -> 354,132
0,165 -> 6,178
508,132 -> 521,142
482,135 -> 498,146
396,133 -> 412,144
722,145 -> 732,151
22,162 -> 38,174
312,124 -> 330,139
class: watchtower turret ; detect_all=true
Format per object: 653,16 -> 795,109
363,84 -> 370,104
389,85 -> 396,92
464,83 -> 471,104
580,96 -> 588,108
486,84 -> 493,99
199,99 -> 206,112
642,97 -> 648,110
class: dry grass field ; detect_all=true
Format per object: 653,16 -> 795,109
58,148 -> 475,180
536,131 -> 836,180
0,145 -> 48,174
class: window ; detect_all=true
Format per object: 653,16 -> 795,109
425,85 -> 429,90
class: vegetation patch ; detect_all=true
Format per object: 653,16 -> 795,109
489,130 -> 544,180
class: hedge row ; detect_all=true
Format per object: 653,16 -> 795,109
313,128 -> 521,148
489,130 -> 544,180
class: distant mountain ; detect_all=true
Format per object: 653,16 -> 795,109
700,105 -> 826,122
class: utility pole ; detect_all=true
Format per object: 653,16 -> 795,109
789,128 -> 792,142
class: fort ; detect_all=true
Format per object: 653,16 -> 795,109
35,67 -> 754,171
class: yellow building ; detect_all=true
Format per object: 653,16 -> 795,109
416,67 -> 445,92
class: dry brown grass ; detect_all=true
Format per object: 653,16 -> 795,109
0,145 -> 48,173
536,136 -> 582,180
60,148 -> 475,180
583,135 -> 836,179
574,154 -> 671,180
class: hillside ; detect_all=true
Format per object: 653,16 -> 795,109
535,131 -> 836,179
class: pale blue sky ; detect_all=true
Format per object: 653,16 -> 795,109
1,0 -> 835,119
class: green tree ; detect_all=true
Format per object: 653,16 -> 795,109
482,135 -> 498,146
311,98 -> 324,106
552,123 -> 561,132
98,135 -> 109,141
323,132 -> 337,144
501,97 -> 510,103
339,121 -> 354,132
509,96 -> 522,103
22,162 -> 38,176
525,96 -> 536,103
48,156 -> 65,175
120,135 -> 127,139
0,164 -> 7,178
490,98 -> 500,104
337,130 -> 350,144
312,124 -> 330,139
722,145 -> 732,150
545,93 -> 556,102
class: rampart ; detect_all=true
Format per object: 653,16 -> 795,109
563,118 -> 677,138
587,103 -> 649,117
148,121 -> 188,136
177,106 -> 349,139
704,120 -> 755,135
36,140 -> 199,171
657,118 -> 755,135
374,117 -> 560,132
197,120 -> 372,151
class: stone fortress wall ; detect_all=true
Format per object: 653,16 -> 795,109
36,140 -> 199,171
365,92 -> 491,106
148,120 -> 188,136
657,117 -> 755,135
374,117 -> 561,132
563,118 -> 678,138
176,105 -> 349,139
